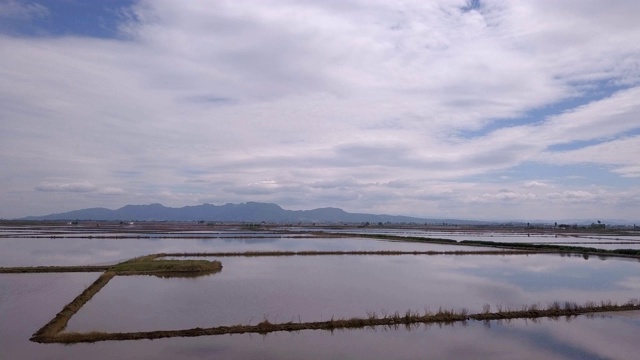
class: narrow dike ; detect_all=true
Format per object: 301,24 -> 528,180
30,271 -> 116,343
0,266 -> 109,273
158,250 -> 537,257
40,300 -> 640,344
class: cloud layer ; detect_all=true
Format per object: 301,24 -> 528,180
1,0 -> 639,220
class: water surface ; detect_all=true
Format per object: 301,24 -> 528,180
67,254 -> 640,333
3,235 -> 640,359
0,236 -> 488,267
0,273 -> 100,360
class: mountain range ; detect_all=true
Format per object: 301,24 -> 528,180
21,202 -> 444,224
19,203 -> 636,226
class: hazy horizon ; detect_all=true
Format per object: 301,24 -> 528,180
1,1 -> 639,221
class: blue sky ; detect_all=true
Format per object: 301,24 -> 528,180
1,0 -> 639,221
0,0 -> 131,37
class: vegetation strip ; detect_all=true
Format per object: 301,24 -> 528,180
34,300 -> 640,343
111,258 -> 222,277
30,271 -> 116,341
0,250 -> 539,274
324,232 -> 640,259
158,250 -> 537,258
0,265 -> 110,273
458,240 -> 640,258
11,235 -> 317,239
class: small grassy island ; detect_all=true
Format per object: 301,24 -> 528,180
110,255 -> 222,277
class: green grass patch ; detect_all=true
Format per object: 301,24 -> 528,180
110,259 -> 222,276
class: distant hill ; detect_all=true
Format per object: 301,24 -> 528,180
21,202 -> 451,224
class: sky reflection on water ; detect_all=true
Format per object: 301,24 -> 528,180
2,275 -> 638,360
0,236 -> 489,267
3,233 -> 640,359
66,254 -> 640,334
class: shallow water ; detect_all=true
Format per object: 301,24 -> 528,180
0,236 -> 488,267
3,235 -> 640,359
67,253 -> 640,333
4,285 -> 640,360
3,225 -> 637,269
0,273 -> 100,360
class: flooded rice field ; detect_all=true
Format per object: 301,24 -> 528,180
66,254 -> 640,334
2,223 -> 640,359
0,236 -> 489,267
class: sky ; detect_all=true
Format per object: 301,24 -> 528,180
1,0 -> 639,222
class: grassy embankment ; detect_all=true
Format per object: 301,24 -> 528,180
333,232 -> 640,259
458,240 -> 640,258
13,235 -> 317,239
39,299 -> 640,343
0,255 -> 223,274
0,265 -> 110,273
157,250 -> 538,258
30,271 -> 116,341
0,250 -> 535,274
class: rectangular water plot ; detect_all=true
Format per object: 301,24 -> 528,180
0,236 -> 494,267
64,253 -> 640,334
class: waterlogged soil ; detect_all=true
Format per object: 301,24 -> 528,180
66,254 -> 640,333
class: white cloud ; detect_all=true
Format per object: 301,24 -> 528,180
471,190 -> 537,203
613,166 -> 640,178
523,181 -> 550,189
539,88 -> 640,144
34,181 -> 124,196
550,190 -> 597,202
1,0 -> 640,220
540,135 -> 640,177
35,182 -> 97,193
99,187 -> 126,195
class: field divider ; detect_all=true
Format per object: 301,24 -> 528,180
0,265 -> 110,273
157,250 -> 540,258
30,271 -> 116,342
37,299 -> 640,343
